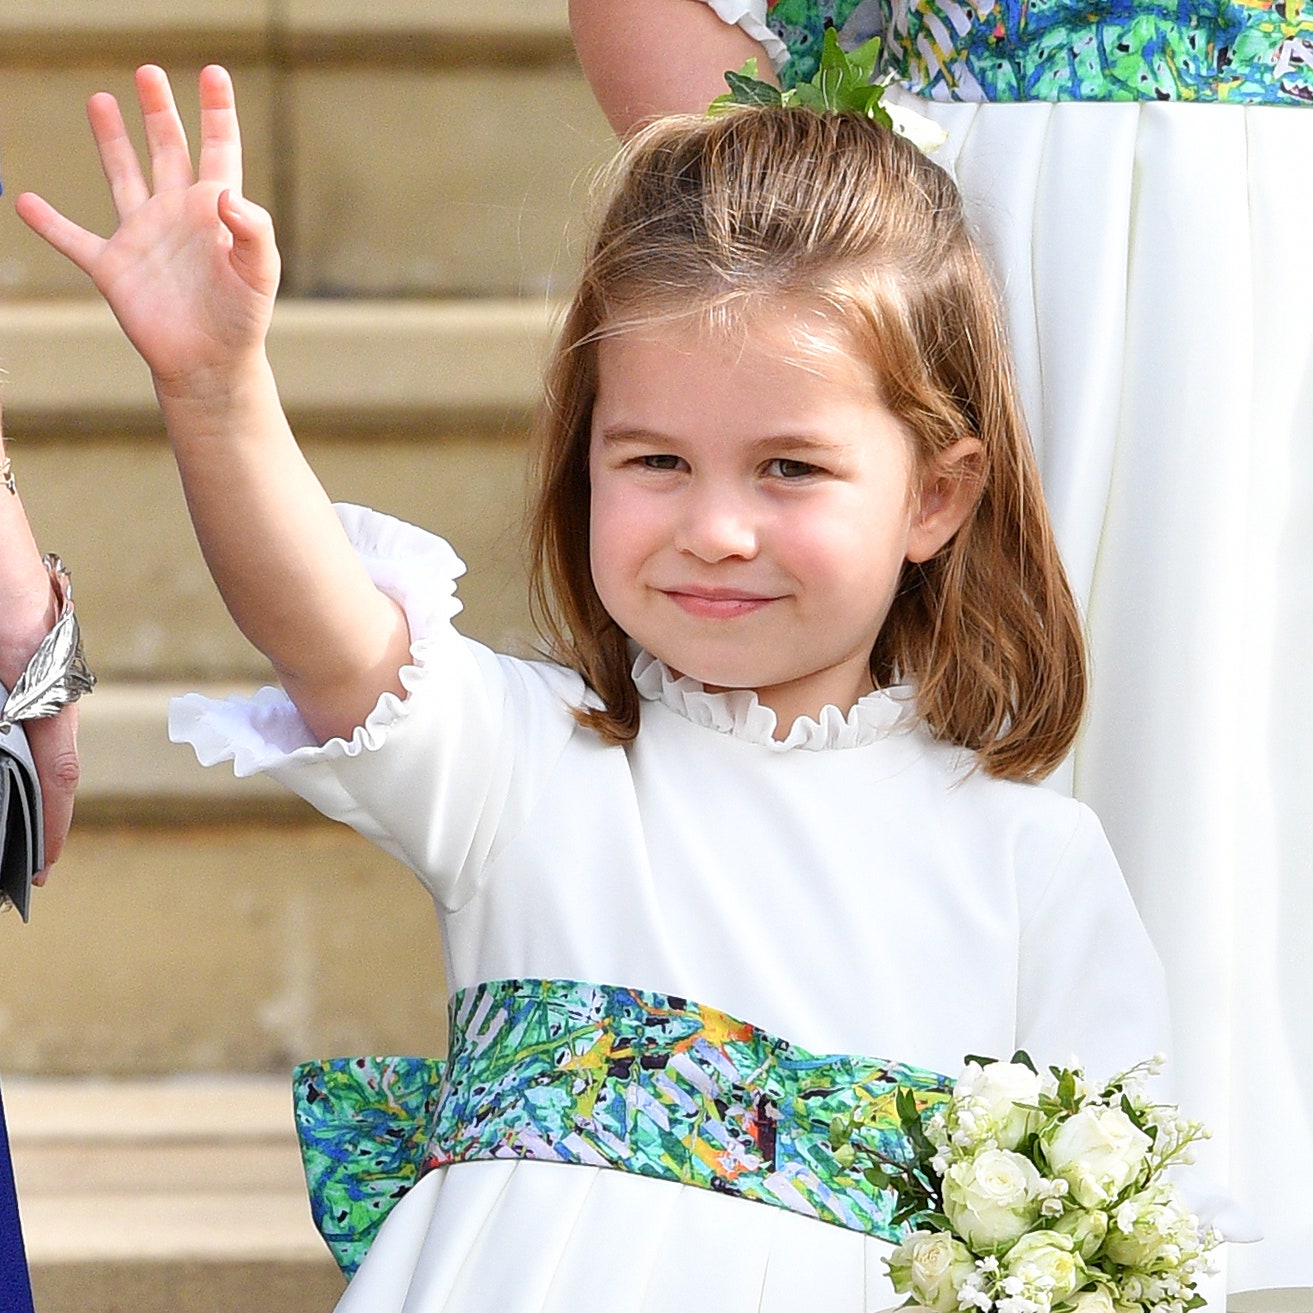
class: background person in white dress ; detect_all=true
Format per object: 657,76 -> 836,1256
569,0 -> 1311,1287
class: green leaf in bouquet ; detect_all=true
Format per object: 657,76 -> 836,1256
895,1088 -> 936,1162
830,1114 -> 852,1148
817,27 -> 864,111
863,1165 -> 895,1191
726,68 -> 783,105
1122,1092 -> 1150,1130
964,1053 -> 999,1068
854,87 -> 894,130
788,81 -> 832,112
1056,1068 -> 1080,1110
1014,1129 -> 1041,1161
915,1209 -> 951,1232
1011,1049 -> 1038,1074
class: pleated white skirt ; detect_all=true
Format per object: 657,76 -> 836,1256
334,1159 -> 899,1312
889,89 -> 1313,1286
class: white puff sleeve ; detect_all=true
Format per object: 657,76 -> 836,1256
168,504 -> 586,912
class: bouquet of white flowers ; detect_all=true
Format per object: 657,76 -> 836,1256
831,1054 -> 1220,1313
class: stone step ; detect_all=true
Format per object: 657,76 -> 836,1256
31,1261 -> 346,1313
3,299 -> 545,685
6,1077 -> 346,1312
0,298 -> 556,426
74,683 -> 291,817
0,0 -> 572,56
0,817 -> 449,1077
1229,1295 -> 1313,1313
1,49 -> 612,301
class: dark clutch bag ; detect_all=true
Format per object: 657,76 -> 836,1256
0,682 -> 43,923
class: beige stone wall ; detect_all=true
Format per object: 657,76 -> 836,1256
1,823 -> 449,1075
0,4 -> 610,301
11,422 -> 535,682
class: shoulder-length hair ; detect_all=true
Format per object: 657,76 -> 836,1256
528,108 -> 1084,783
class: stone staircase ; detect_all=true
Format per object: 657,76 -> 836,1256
7,1076 -> 346,1312
0,1 -> 612,1307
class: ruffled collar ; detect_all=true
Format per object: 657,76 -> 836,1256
631,650 -> 919,752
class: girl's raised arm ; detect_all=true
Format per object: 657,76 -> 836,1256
16,65 -> 411,745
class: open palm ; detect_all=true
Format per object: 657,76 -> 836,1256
16,64 -> 279,388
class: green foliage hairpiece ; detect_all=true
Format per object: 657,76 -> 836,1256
709,28 -> 893,129
707,28 -> 949,152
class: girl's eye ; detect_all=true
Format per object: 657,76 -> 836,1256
640,454 -> 683,471
768,458 -> 819,479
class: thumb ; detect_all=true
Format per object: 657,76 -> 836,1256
217,189 -> 281,295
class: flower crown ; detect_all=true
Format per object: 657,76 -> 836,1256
709,27 -> 948,154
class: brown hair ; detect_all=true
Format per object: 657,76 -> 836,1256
528,108 -> 1084,782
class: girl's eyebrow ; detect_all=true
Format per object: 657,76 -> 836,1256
596,427 -> 674,448
597,426 -> 852,457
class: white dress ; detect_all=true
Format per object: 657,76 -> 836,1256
693,0 -> 1313,1283
171,505 -> 1171,1313
890,93 -> 1313,1287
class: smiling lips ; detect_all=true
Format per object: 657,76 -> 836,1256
660,586 -> 780,619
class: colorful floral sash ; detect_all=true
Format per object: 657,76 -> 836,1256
768,0 -> 1313,102
294,979 -> 952,1277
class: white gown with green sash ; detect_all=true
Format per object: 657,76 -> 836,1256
171,505 -> 1173,1313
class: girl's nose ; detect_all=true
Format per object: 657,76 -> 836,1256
675,484 -> 759,562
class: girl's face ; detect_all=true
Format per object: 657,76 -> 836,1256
588,307 -> 975,732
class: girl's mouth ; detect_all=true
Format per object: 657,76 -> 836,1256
661,588 -> 777,619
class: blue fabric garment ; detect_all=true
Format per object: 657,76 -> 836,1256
0,1080 -> 35,1313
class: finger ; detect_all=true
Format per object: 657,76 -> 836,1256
25,705 -> 80,884
13,191 -> 108,277
135,64 -> 194,194
197,65 -> 243,195
87,90 -> 151,217
218,191 -> 280,295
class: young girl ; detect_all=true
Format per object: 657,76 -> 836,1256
17,68 -> 1171,1311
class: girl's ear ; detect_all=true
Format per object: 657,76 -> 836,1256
906,436 -> 985,564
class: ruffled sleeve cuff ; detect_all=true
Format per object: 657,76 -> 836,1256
168,503 -> 467,779
698,0 -> 789,73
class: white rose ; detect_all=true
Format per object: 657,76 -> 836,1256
954,1062 -> 1045,1151
942,1148 -> 1043,1253
1103,1186 -> 1197,1269
1042,1107 -> 1151,1208
1052,1208 -> 1110,1260
1004,1230 -> 1084,1304
887,1230 -> 977,1313
1064,1288 -> 1117,1313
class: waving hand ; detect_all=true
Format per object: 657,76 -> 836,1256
13,64 -> 412,746
16,65 -> 279,392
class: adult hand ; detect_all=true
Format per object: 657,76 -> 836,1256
15,64 -> 279,400
0,437 -> 79,884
